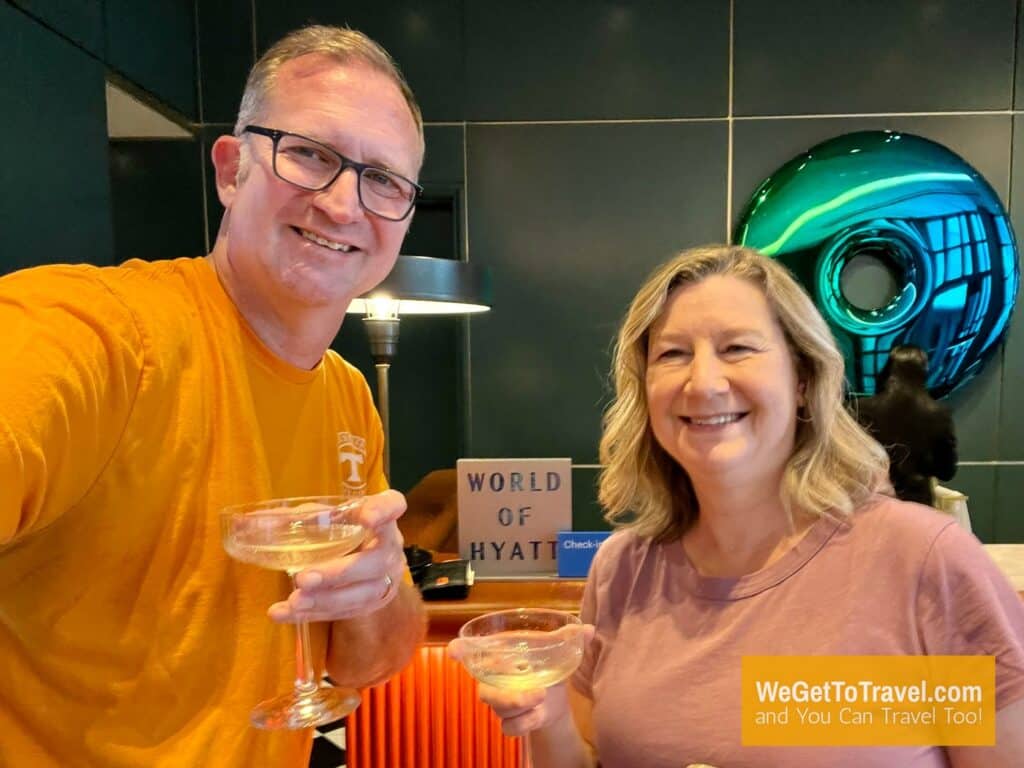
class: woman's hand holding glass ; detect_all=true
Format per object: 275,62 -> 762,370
466,668 -> 581,737
448,614 -> 595,735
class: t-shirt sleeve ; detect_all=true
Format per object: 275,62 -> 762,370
916,522 -> 1024,710
571,531 -> 630,700
0,267 -> 144,548
572,562 -> 601,699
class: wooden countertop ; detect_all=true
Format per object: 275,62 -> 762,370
425,577 -> 584,642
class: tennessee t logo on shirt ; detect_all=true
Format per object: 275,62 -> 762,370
337,431 -> 368,494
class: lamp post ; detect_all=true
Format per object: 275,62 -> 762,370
348,255 -> 491,479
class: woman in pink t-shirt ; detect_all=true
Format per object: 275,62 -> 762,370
452,245 -> 1024,767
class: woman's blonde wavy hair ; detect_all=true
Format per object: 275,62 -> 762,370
599,245 -> 890,542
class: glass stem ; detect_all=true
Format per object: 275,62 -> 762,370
522,733 -> 531,768
290,573 -> 318,696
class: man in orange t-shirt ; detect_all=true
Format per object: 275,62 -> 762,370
0,26 -> 427,767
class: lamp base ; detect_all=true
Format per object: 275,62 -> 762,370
363,317 -> 400,364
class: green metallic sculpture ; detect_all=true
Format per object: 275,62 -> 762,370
735,131 -> 1019,397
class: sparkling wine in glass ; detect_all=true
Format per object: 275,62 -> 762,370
458,608 -> 585,767
221,495 -> 367,729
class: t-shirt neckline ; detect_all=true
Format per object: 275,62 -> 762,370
195,257 -> 323,385
671,515 -> 843,601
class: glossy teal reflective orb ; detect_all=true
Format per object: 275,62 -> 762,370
735,131 -> 1019,397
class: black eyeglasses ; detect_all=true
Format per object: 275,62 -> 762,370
242,125 -> 422,222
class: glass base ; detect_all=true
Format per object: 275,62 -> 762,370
249,684 -> 361,730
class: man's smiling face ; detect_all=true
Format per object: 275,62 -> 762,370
216,54 -> 422,312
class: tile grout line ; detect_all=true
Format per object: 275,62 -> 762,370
992,0 -> 1023,540
202,109 -> 1021,131
250,0 -> 258,68
462,123 -> 471,262
421,110 -> 1018,129
725,0 -> 735,243
192,0 -> 204,125
462,121 -> 475,457
458,3 -> 475,461
959,461 -> 1024,466
192,0 -> 210,254
732,109 -> 1017,120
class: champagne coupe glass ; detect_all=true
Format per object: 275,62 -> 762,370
221,495 -> 367,729
458,608 -> 585,768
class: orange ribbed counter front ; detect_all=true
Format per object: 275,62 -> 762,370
346,575 -> 585,768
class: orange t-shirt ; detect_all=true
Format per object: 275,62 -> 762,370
0,257 -> 387,767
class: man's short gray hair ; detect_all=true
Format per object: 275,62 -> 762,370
234,25 -> 424,155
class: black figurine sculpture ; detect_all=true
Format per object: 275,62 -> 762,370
854,345 -> 958,507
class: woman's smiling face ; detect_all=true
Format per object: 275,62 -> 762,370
645,274 -> 805,488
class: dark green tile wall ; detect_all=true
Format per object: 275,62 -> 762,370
419,125 -> 465,188
1018,0 -> 1024,110
12,1 -> 197,118
1003,116 -> 1024,461
105,0 -> 197,118
109,140 -> 207,263
3,2 -> 114,272
734,0 -> 1016,115
465,0 -> 729,120
11,0 -> 105,56
994,466 -> 1024,541
197,0 -> 253,123
571,466 -> 608,532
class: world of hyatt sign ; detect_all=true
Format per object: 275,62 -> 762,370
457,458 -> 572,576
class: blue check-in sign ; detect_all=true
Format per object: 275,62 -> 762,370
557,531 -> 612,578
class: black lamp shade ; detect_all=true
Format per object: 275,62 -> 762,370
347,255 -> 491,315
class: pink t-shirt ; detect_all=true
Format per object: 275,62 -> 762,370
572,496 -> 1024,767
